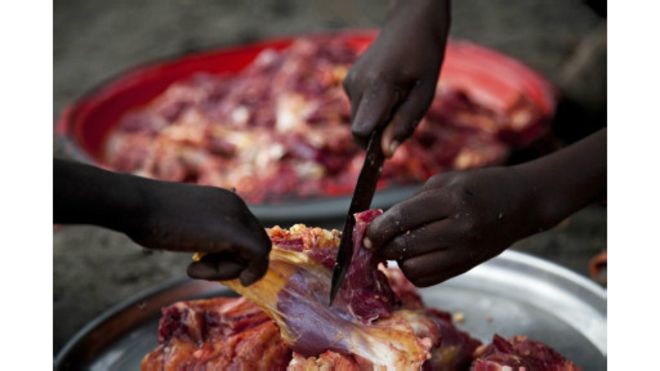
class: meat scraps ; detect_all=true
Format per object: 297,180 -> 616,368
216,209 -> 481,369
141,297 -> 291,370
106,36 -> 552,203
472,335 -> 580,371
142,210 -> 579,370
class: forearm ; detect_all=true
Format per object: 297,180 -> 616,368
54,159 -> 145,231
517,128 -> 607,229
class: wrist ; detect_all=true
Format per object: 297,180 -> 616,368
387,0 -> 450,42
512,163 -> 568,233
513,129 -> 607,232
105,173 -> 154,233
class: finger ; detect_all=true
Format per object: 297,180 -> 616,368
239,256 -> 269,286
343,74 -> 362,126
219,206 -> 270,262
227,231 -> 271,286
366,189 -> 453,249
379,219 -> 456,260
352,83 -> 398,147
200,221 -> 270,283
400,249 -> 469,287
418,171 -> 456,194
242,211 -> 273,252
187,253 -> 246,280
382,80 -> 437,157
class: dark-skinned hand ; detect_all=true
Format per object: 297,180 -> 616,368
365,167 -> 540,287
127,182 -> 271,286
344,0 -> 450,156
365,129 -> 607,287
54,159 -> 271,286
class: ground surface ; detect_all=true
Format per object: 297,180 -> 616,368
53,0 -> 606,353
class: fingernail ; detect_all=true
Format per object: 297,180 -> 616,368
388,141 -> 400,157
239,269 -> 260,286
363,237 -> 373,249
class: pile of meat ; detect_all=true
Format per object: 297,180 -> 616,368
106,36 -> 552,203
142,210 -> 578,370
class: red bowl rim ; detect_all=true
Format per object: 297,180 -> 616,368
55,29 -> 557,166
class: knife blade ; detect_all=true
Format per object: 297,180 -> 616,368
329,129 -> 385,305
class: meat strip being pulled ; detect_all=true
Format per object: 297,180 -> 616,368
143,210 -> 579,370
218,209 -> 480,370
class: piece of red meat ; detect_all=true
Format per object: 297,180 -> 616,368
221,210 -> 480,369
143,211 -> 578,370
141,297 -> 292,370
105,37 -> 550,204
333,209 -> 400,322
472,335 -> 580,371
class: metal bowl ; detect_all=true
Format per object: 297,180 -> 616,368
54,250 -> 606,371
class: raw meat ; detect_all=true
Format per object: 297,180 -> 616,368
472,335 -> 580,371
141,297 -> 292,370
142,211 -> 579,370
219,210 -> 480,370
106,37 -> 552,203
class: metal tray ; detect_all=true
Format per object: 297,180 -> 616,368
54,251 -> 606,370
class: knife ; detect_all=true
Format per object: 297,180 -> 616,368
329,129 -> 385,305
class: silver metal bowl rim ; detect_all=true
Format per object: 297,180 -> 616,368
497,250 -> 606,302
54,250 -> 606,368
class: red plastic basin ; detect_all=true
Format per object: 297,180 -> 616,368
56,30 -> 556,166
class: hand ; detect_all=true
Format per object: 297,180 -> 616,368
123,181 -> 271,286
366,167 -> 548,287
367,129 -> 607,287
344,0 -> 450,156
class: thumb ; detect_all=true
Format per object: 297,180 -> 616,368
381,80 -> 436,157
352,82 -> 398,148
420,171 -> 457,193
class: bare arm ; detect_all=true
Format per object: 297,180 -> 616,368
344,0 -> 451,156
366,129 -> 606,286
54,159 -> 271,285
